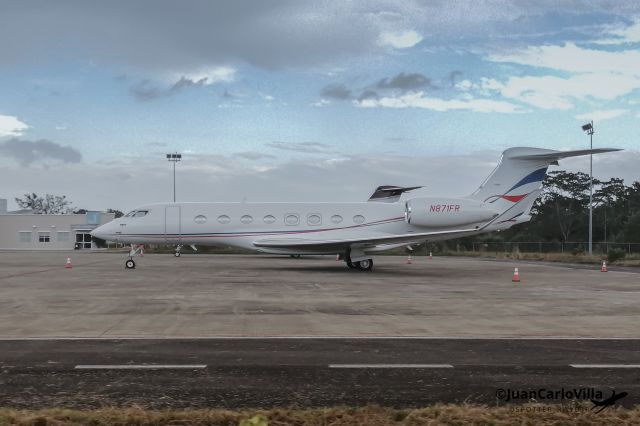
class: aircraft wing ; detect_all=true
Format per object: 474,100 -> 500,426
253,190 -> 539,252
252,227 -> 479,251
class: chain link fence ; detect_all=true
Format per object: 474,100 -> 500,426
455,241 -> 640,254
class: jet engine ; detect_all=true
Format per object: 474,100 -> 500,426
405,197 -> 498,227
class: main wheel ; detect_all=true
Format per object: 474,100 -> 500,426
125,259 -> 136,269
174,251 -> 181,257
356,259 -> 373,271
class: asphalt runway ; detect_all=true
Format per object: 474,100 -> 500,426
0,338 -> 639,409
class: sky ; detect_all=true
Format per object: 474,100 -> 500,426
1,0 -> 639,212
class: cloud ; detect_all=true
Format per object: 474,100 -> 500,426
0,115 -> 29,137
266,141 -> 335,154
376,72 -> 433,91
488,43 -> 640,76
574,109 -> 628,122
355,91 -> 520,113
482,73 -> 640,110
129,68 -> 234,101
480,43 -> 640,109
596,20 -> 640,45
0,2 -> 427,72
320,83 -> 352,100
234,151 -> 276,160
378,30 -> 423,49
449,70 -> 463,87
0,138 -> 82,166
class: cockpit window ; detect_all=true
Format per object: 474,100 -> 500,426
124,210 -> 149,218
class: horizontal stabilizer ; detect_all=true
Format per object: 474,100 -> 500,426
368,185 -> 422,202
508,148 -> 621,161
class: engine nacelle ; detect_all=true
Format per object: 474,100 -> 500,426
405,197 -> 498,227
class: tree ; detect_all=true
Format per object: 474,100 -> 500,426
107,208 -> 124,218
14,193 -> 72,214
539,171 -> 594,242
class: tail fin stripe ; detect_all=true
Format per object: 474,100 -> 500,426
506,167 -> 547,193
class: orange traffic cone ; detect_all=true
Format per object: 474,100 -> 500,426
512,267 -> 520,282
429,251 -> 433,260
601,261 -> 608,272
64,258 -> 72,269
406,254 -> 412,264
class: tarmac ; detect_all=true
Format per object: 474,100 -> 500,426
0,251 -> 638,338
0,251 -> 639,409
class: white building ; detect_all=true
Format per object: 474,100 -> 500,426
0,199 -> 115,250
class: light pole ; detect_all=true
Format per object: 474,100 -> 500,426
581,121 -> 594,255
166,152 -> 182,202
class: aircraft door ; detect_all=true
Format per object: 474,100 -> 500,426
164,206 -> 181,243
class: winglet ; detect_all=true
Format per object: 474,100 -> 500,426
368,185 -> 422,203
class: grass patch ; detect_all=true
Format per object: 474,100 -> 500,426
0,404 -> 639,425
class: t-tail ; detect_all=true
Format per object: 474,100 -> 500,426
469,147 -> 621,226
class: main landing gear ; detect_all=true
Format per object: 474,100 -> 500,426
174,244 -> 183,257
343,251 -> 373,271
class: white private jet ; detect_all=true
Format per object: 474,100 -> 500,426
92,147 -> 619,271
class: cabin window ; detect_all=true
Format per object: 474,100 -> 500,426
284,213 -> 299,226
263,215 -> 276,224
124,211 -> 135,217
307,213 -> 321,226
217,215 -> 231,224
194,215 -> 207,224
353,215 -> 365,224
240,215 -> 253,224
331,215 -> 343,224
133,210 -> 148,217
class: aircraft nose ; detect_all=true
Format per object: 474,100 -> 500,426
91,224 -> 109,240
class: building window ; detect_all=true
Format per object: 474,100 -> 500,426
86,211 -> 101,224
57,231 -> 70,242
353,215 -> 365,224
331,215 -> 343,224
194,215 -> 207,224
284,214 -> 299,226
19,231 -> 31,243
307,213 -> 322,226
263,215 -> 276,224
38,232 -> 51,243
217,215 -> 231,224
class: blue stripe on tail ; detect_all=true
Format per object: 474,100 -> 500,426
506,167 -> 547,193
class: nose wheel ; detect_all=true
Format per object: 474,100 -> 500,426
125,258 -> 136,269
